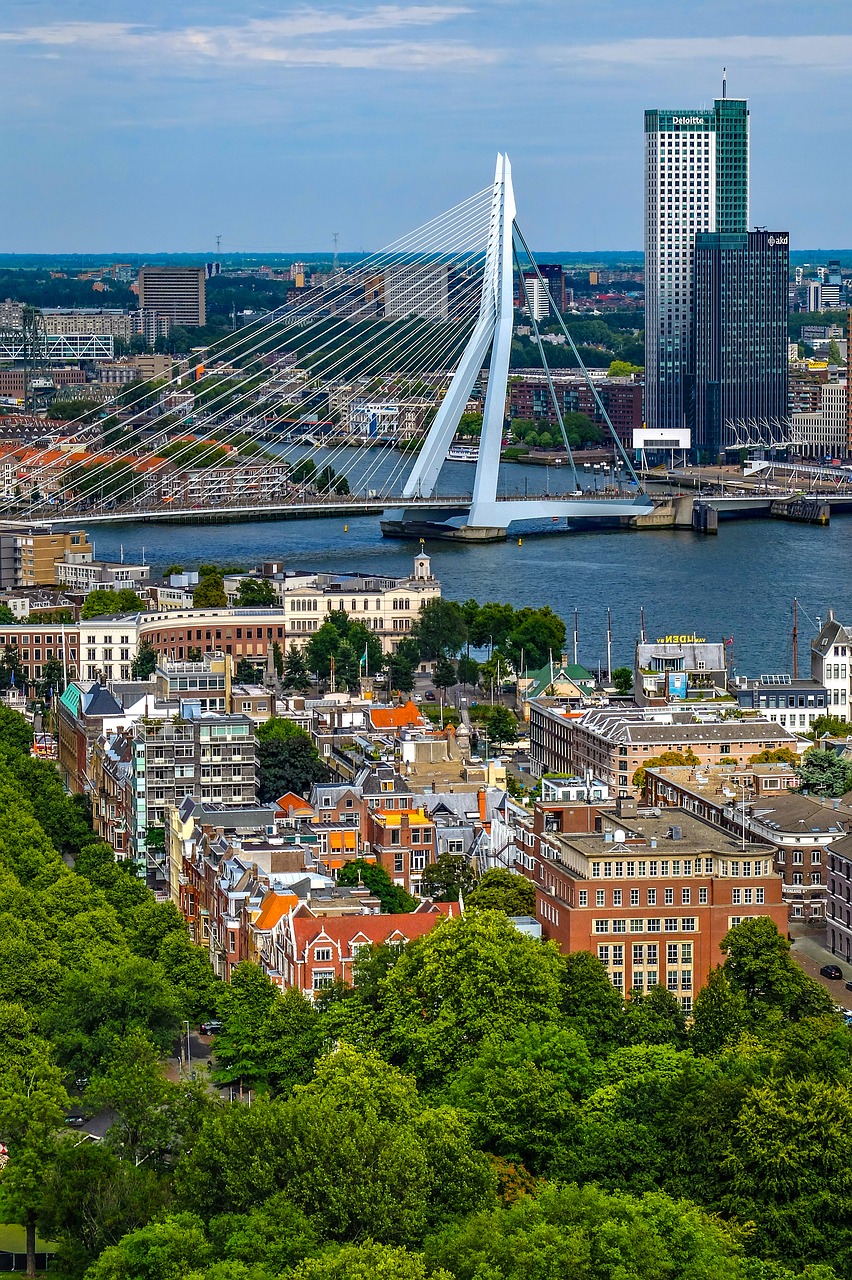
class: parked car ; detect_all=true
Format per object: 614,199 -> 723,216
64,1114 -> 86,1127
200,1019 -> 223,1036
845,980 -> 852,992
425,690 -> 436,701
820,964 -> 843,980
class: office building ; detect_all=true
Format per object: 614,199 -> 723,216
644,96 -> 749,437
688,229 -> 789,458
383,264 -> 449,321
0,525 -> 92,588
137,267 -> 206,327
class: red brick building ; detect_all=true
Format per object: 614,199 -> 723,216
515,803 -> 787,1010
279,900 -> 459,997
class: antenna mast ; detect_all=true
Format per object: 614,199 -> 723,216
792,597 -> 799,679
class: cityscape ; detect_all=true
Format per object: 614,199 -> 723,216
2,3 -> 852,1279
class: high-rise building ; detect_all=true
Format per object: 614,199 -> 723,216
688,230 -> 789,458
644,97 -> 749,435
137,266 -> 206,327
383,264 -> 449,321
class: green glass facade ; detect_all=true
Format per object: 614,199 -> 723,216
713,99 -> 749,234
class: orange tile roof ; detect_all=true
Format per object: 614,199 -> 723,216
253,891 -> 299,931
369,700 -> 424,730
275,791 -> 315,817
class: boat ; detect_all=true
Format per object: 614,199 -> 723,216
447,442 -> 480,462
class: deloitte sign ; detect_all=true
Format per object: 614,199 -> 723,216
667,114 -> 711,127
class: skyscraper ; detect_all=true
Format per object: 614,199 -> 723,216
689,230 -> 789,458
137,267 -> 206,328
644,97 -> 749,435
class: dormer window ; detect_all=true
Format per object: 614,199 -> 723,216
315,947 -> 332,961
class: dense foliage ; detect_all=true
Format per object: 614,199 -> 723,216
0,705 -> 850,1280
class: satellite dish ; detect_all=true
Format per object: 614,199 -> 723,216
614,829 -> 626,843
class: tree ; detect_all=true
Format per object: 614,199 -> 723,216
432,655 -> 457,693
0,1003 -> 70,1278
131,640 -> 158,680
283,645 -> 312,692
456,655 -> 480,689
689,966 -> 749,1055
289,1242 -> 453,1280
560,951 -> 628,1056
720,917 -> 835,1024
193,574 -> 227,608
234,657 -> 261,684
83,1212 -> 211,1280
480,704 -> 517,749
384,652 -> 415,695
235,577 -> 276,607
467,869 -> 535,916
798,747 -> 852,797
612,666 -> 634,695
256,717 -> 328,803
0,605 -> 15,623
162,564 -> 183,577
467,601 -> 515,651
504,606 -> 566,671
749,747 -> 799,764
810,715 -> 852,740
411,598 -> 468,660
80,588 -> 145,620
375,912 -> 565,1085
828,338 -> 843,366
420,853 -> 475,903
0,704 -> 34,755
608,359 -> 643,377
632,749 -> 698,792
337,859 -> 417,914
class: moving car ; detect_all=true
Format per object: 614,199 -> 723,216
200,1019 -> 223,1035
820,964 -> 843,980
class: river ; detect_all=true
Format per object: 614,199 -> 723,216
82,451 -> 852,675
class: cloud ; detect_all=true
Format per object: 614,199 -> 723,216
546,34 -> 852,72
0,6 -> 497,70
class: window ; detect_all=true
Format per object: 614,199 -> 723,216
664,918 -> 678,932
578,890 -> 588,907
612,945 -> 624,964
312,971 -> 335,990
698,887 -> 708,904
681,971 -> 692,990
647,918 -> 661,932
594,919 -> 609,934
630,918 -> 643,932
681,943 -> 692,962
612,919 -> 626,933
598,945 -> 610,963
613,889 -> 622,906
630,889 -> 640,906
647,889 -> 657,905
596,889 -> 605,907
314,947 -> 332,962
647,969 -> 658,987
681,918 -> 696,931
682,888 -> 691,904
633,945 -> 644,964
664,887 -> 674,905
667,943 -> 678,964
667,972 -> 679,991
646,945 -> 658,964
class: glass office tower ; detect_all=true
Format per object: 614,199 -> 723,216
688,230 -> 789,459
644,98 -> 749,436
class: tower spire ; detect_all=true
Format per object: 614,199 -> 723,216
722,67 -> 727,98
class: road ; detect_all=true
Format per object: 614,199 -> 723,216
791,924 -> 852,1009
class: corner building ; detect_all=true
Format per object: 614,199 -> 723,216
517,807 -> 787,1010
644,99 -> 748,438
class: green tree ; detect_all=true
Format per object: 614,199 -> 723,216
289,1241 -> 453,1280
456,654 -> 480,688
689,966 -> 749,1055
749,747 -> 799,764
420,853 -> 475,903
256,718 -> 328,804
384,652 -> 416,695
721,918 -> 836,1024
505,606 -> 566,671
0,704 -> 34,754
193,574 -> 227,608
162,564 -> 183,577
0,605 -> 16,623
234,657 -> 261,684
375,912 -> 565,1085
0,1002 -> 70,1278
131,640 -> 158,680
432,655 -> 457,693
828,338 -> 843,365
411,598 -> 468,659
80,588 -> 145,620
612,665 -> 634,694
560,950 -> 628,1056
337,859 -> 417,914
283,645 -> 312,692
84,1212 -> 211,1280
608,359 -> 643,376
235,577 -> 276,607
479,704 -> 517,749
271,641 -> 285,679
467,869 -> 535,916
798,747 -> 852,796
467,601 -> 515,651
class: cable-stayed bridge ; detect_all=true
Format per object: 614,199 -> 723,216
1,156 -> 651,540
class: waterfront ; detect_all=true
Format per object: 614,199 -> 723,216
87,500 -> 852,675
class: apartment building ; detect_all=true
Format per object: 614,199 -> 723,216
224,553 -> 440,653
514,803 -> 786,1009
811,614 -> 852,719
0,526 -> 92,588
827,835 -> 852,962
0,621 -> 78,684
529,703 -> 798,795
41,308 -> 134,340
137,267 -> 206,327
644,763 -> 831,921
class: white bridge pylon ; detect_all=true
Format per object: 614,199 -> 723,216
391,153 -> 650,536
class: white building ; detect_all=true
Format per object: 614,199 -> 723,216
812,613 -> 852,719
791,381 -> 848,458
383,264 -> 449,321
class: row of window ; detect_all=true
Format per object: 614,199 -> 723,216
594,917 -> 697,934
598,943 -> 693,965
582,887 -> 705,908
591,857 -> 714,878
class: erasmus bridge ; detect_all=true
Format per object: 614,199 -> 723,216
3,157 -> 651,542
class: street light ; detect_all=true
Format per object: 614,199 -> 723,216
184,1020 -> 192,1076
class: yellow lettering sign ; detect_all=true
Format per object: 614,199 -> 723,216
655,634 -> 707,644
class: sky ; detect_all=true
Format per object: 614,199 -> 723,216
1,0 -> 851,254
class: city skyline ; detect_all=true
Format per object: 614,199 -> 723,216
1,0 -> 851,253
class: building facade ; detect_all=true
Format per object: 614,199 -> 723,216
137,267 -> 206,328
644,97 -> 749,436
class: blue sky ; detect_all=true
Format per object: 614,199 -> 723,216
2,0 -> 850,253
